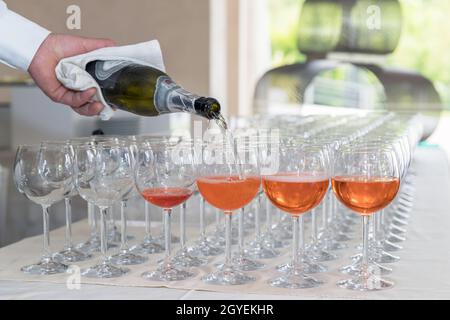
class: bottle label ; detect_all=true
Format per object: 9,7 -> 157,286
154,76 -> 199,115
93,60 -> 134,81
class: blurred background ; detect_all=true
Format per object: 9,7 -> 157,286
0,0 -> 449,247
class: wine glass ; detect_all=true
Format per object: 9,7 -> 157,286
14,144 -> 73,274
74,141 -> 134,278
198,138 -> 261,285
71,136 -> 122,253
40,141 -> 91,263
136,141 -> 196,281
332,146 -> 399,290
132,136 -> 182,250
263,144 -> 329,288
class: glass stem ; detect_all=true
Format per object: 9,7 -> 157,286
215,209 -> 220,230
292,215 -> 299,269
376,210 -> 383,244
100,207 -> 108,261
164,208 -> 172,262
322,193 -> 329,234
120,201 -> 128,250
254,195 -> 261,241
225,211 -> 232,268
332,194 -> 337,222
199,197 -> 206,239
299,214 -> 305,256
265,197 -> 272,235
180,202 -> 186,249
144,201 -> 151,240
161,209 -> 165,238
372,212 -> 378,246
64,198 -> 73,249
362,215 -> 370,272
41,205 -> 51,260
238,207 -> 244,253
88,202 -> 97,239
309,210 -> 316,247
110,207 -> 117,231
327,191 -> 333,229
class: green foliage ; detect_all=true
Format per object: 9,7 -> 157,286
269,0 -> 450,105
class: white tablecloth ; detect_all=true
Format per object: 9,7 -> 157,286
1,146 -> 450,300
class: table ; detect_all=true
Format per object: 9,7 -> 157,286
1,146 -> 450,300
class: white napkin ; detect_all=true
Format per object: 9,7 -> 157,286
55,40 -> 166,120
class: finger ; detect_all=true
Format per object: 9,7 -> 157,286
71,102 -> 104,117
59,87 -> 97,108
81,37 -> 116,52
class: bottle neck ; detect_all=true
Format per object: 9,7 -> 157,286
155,76 -> 221,120
154,76 -> 200,115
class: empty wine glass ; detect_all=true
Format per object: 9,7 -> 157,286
74,141 -> 134,278
14,144 -> 73,274
136,140 -> 196,281
42,141 -> 91,263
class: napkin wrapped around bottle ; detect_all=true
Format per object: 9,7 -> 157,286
55,40 -> 166,120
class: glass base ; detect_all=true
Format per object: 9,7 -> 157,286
340,261 -> 392,276
307,244 -> 338,262
352,250 -> 400,264
108,250 -> 148,265
277,258 -> 328,274
216,253 -> 265,271
387,234 -> 406,243
383,240 -> 403,252
21,258 -> 68,275
131,238 -> 164,254
172,249 -> 208,268
76,236 -> 101,253
142,263 -> 194,281
390,225 -> 407,235
245,240 -> 279,259
53,247 -> 92,263
202,266 -> 255,285
268,269 -> 323,289
337,274 -> 394,291
82,262 -> 129,278
188,238 -> 224,257
77,238 -> 117,253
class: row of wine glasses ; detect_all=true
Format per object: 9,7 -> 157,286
13,112 -> 423,291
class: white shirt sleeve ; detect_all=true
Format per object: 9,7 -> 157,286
0,0 -> 51,71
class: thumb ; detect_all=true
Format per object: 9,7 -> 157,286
81,37 -> 116,52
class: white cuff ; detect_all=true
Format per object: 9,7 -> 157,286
0,9 -> 51,70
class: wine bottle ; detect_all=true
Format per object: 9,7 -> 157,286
85,60 -> 222,121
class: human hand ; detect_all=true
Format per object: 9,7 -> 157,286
28,33 -> 115,116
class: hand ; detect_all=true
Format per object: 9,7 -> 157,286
28,33 -> 116,116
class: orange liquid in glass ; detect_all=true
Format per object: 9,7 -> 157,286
197,175 -> 261,212
332,176 -> 400,215
262,174 -> 329,215
141,187 -> 193,209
